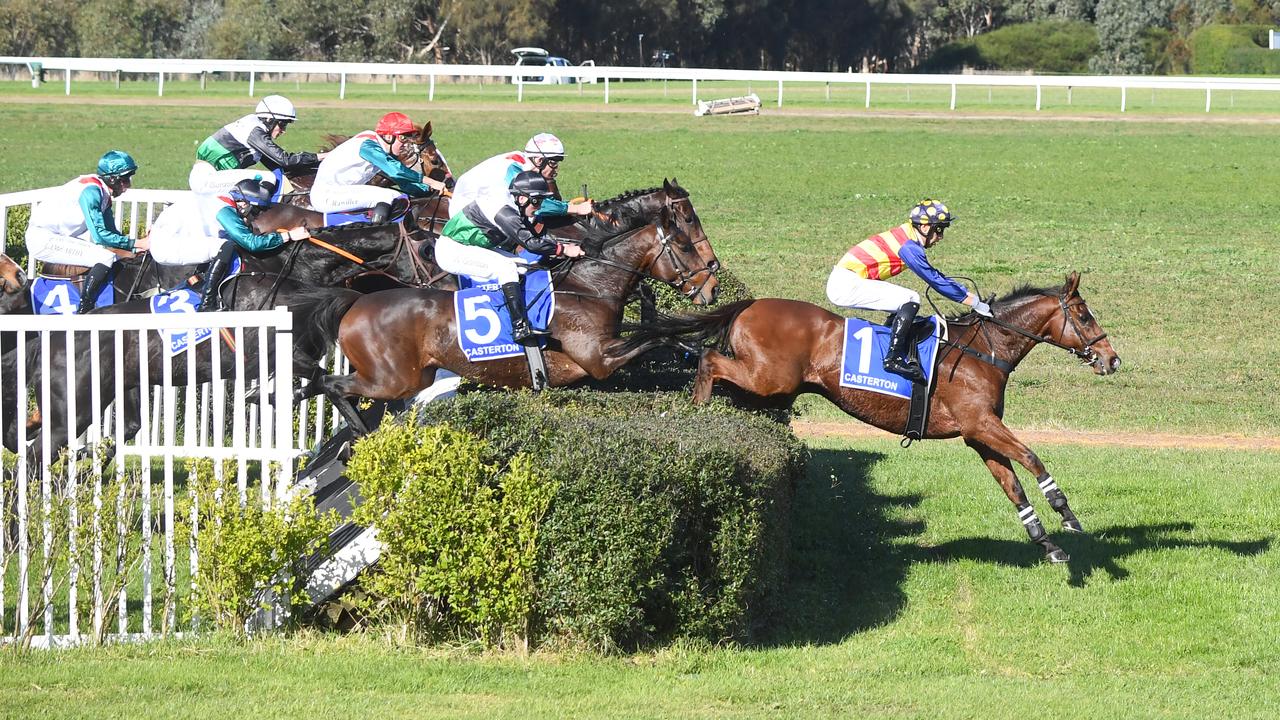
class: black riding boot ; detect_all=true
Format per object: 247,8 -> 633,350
883,301 -> 926,384
369,202 -> 392,224
501,281 -> 547,343
198,242 -> 237,312
77,263 -> 111,314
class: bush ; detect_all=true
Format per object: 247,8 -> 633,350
345,421 -> 556,647
181,460 -> 339,636
920,20 -> 1098,74
405,389 -> 804,652
1189,24 -> 1276,75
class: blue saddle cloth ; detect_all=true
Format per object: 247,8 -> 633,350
32,275 -> 114,315
838,316 -> 944,399
453,269 -> 555,362
147,256 -> 244,355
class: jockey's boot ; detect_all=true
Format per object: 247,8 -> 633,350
198,242 -> 237,312
369,202 -> 392,225
77,263 -> 111,314
883,301 -> 926,384
501,281 -> 548,343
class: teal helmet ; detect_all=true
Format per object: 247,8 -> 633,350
97,150 -> 138,180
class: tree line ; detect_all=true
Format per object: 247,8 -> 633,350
1,0 -> 1277,73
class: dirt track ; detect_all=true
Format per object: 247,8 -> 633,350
792,421 -> 1280,451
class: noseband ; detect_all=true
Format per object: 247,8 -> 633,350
564,202 -> 718,300
951,294 -> 1108,371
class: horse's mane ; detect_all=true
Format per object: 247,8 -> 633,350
946,283 -> 1056,322
592,182 -> 688,227
309,222 -> 397,241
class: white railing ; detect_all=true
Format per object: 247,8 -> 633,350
0,308 -> 300,648
5,55 -> 1280,111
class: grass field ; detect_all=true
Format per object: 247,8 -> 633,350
2,82 -> 1279,717
3,438 -> 1278,718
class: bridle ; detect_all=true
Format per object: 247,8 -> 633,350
557,197 -> 719,302
946,292 -> 1107,371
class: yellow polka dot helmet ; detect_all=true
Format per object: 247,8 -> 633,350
909,199 -> 954,227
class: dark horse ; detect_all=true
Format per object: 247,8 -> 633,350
7,221 -> 437,454
617,272 -> 1121,563
302,185 -> 720,420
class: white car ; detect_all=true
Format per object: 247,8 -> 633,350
511,47 -> 576,84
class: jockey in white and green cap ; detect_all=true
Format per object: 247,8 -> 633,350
189,95 -> 324,195
448,132 -> 594,221
25,150 -> 149,313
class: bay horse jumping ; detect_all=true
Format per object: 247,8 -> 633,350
617,272 -> 1121,563
301,189 -> 719,427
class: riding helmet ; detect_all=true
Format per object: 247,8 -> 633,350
255,95 -> 297,122
228,178 -> 275,208
509,170 -> 555,200
524,133 -> 566,159
376,112 -> 416,136
909,199 -> 954,227
96,150 -> 138,179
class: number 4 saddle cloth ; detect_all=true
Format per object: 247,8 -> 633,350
839,316 -> 946,399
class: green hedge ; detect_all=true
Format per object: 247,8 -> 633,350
357,390 -> 804,651
1189,24 -> 1280,75
920,20 -> 1098,74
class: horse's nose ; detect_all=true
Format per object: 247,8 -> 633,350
1109,356 -> 1122,373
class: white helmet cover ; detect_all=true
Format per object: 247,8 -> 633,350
255,95 -> 297,122
524,132 -> 565,158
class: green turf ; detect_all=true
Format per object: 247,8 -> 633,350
3,438 -> 1278,718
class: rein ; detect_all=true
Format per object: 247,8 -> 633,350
943,294 -> 1107,372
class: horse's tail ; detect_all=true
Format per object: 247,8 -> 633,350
291,288 -> 363,347
613,299 -> 756,358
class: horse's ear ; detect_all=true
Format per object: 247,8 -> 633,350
663,178 -> 673,192
1063,271 -> 1081,297
420,121 -> 432,141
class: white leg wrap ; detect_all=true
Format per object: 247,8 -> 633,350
1018,504 -> 1039,526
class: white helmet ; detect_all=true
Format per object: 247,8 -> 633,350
524,133 -> 565,159
255,95 -> 297,122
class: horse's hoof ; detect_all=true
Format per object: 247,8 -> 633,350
1062,519 -> 1085,534
1046,548 -> 1070,564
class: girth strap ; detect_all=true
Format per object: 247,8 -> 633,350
941,339 -> 1015,374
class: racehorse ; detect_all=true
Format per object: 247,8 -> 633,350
300,189 -> 720,429
616,272 -> 1121,564
7,221 -> 441,454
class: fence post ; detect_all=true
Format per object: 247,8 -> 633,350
158,71 -> 164,97
950,83 -> 956,110
273,308 -> 295,500
249,70 -> 255,97
65,68 -> 71,96
392,74 -> 397,94
429,74 -> 435,101
1036,84 -> 1041,111
777,79 -> 783,107
604,77 -> 610,104
340,73 -> 346,100
1120,85 -> 1126,112
865,80 -> 870,109
691,77 -> 697,105
1205,87 -> 1211,112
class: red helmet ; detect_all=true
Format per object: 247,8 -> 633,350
375,112 -> 416,136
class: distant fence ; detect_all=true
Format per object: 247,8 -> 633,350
5,55 -> 1280,111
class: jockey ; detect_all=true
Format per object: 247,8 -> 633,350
435,170 -> 585,342
189,95 -> 323,195
448,132 -> 594,222
25,150 -> 150,314
193,178 -> 311,311
826,199 -> 991,383
309,111 -> 446,223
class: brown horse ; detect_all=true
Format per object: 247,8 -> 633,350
302,193 -> 719,420
618,272 -> 1121,563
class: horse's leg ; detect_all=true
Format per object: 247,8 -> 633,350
692,349 -> 724,404
964,437 -> 1069,564
966,418 -> 1084,534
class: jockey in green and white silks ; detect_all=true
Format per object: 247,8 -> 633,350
310,112 -> 444,222
25,150 -> 148,313
436,171 -> 585,341
189,95 -> 321,195
448,133 -> 594,221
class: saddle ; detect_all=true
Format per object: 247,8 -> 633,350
40,263 -> 89,279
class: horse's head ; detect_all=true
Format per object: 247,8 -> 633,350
1044,271 -> 1121,376
0,253 -> 27,295
399,121 -> 452,185
642,197 -> 720,306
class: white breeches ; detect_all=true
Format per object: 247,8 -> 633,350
147,206 -> 226,265
25,227 -> 118,267
826,266 -> 919,312
309,183 -> 402,214
434,234 -> 525,285
188,161 -> 269,196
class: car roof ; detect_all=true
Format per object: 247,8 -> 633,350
511,47 -> 549,58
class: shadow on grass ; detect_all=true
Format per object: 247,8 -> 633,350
924,521 -> 1272,588
764,450 -> 1274,646
763,448 -> 921,646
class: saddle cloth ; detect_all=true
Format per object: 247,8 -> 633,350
453,269 -> 555,362
322,194 -> 410,227
838,316 -> 944,399
31,275 -> 114,315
